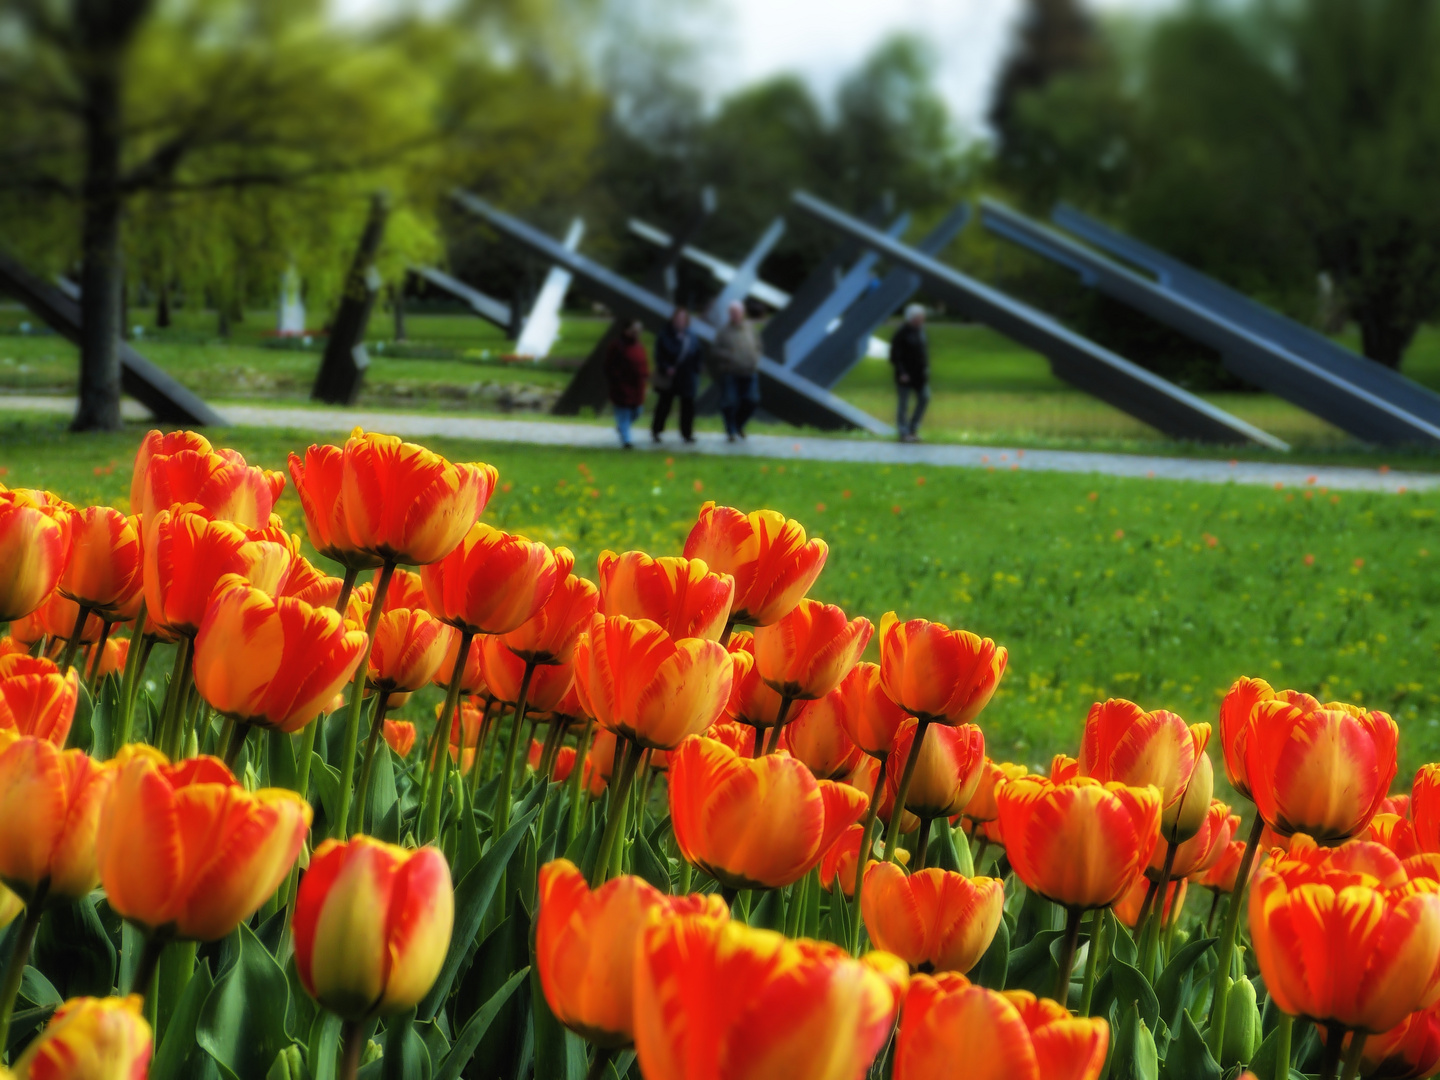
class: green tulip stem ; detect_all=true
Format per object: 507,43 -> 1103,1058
914,816 -> 934,871
1079,909 -> 1106,1017
57,602 -> 91,675
1273,1013 -> 1294,1080
114,602 -> 148,751
339,1019 -> 365,1080
334,566 -> 360,619
294,719 -> 321,801
129,926 -> 171,1034
489,658 -> 538,842
1338,1031 -> 1368,1080
762,695 -> 796,755
1208,813 -> 1266,1056
334,561 -> 395,842
591,737 -> 643,887
566,719 -> 596,845
1054,906 -> 1084,1007
0,880 -> 48,1054
585,1045 -> 617,1080
848,751 -> 888,955
471,698 -> 498,797
217,717 -> 238,768
85,618 -> 113,690
883,717 -> 932,862
420,632 -> 473,844
352,690 -> 392,835
158,636 -> 194,760
1140,842 -> 1179,979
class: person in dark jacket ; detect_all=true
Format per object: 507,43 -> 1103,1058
651,306 -> 701,444
605,319 -> 649,449
710,301 -> 762,441
890,304 -> 930,442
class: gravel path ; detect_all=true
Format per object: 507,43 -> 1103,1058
4,395 -> 1432,493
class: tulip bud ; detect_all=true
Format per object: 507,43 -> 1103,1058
1162,751 -> 1214,845
267,1044 -> 306,1080
1221,976 -> 1262,1068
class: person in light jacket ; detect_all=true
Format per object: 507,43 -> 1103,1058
651,306 -> 701,444
710,301 -> 761,441
604,319 -> 649,449
890,303 -> 930,442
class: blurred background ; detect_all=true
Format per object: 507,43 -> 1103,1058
3,0 -> 1439,451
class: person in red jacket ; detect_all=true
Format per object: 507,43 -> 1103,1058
605,319 -> 650,449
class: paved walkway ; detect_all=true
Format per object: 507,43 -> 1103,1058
4,395 -> 1434,493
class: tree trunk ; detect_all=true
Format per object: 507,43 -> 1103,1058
1358,307 -> 1418,370
72,55 -> 124,432
392,282 -> 406,342
156,283 -> 170,328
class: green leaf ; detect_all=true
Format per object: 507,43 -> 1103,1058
152,960 -> 216,1080
5,1006 -> 56,1057
454,915 -> 529,1079
1156,936 -> 1216,1035
437,967 -> 535,1080
1112,1002 -> 1160,1080
1111,919 -> 1139,965
749,888 -> 786,932
33,894 -> 116,999
1161,1010 -> 1222,1080
65,680 -> 94,752
196,923 -> 294,1080
311,753 -> 343,827
631,828 -> 670,894
932,820 -> 963,873
1005,928 -> 1062,994
530,947 -> 573,1080
826,887 -> 851,947
267,729 -> 298,794
973,913 -> 1010,991
309,1013 -> 343,1080
418,800 -> 542,1021
90,676 -> 118,760
1113,958 -> 1161,1033
381,1009 -> 431,1080
19,966 -> 61,1008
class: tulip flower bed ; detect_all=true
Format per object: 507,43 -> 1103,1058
4,424 -> 1440,1080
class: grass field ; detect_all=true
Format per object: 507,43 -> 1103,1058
5,415 -> 1439,785
7,302 -> 1440,466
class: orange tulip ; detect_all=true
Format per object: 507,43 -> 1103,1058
0,488 -> 71,623
1051,754 -> 1079,782
824,661 -> 911,757
536,859 -> 729,1046
862,863 -> 1004,974
88,635 -> 129,681
669,735 -> 868,889
1114,875 -> 1186,930
779,688 -> 864,780
292,836 -> 453,1021
35,591 -> 104,644
580,728 -> 618,796
96,746 -> 311,940
130,428 -> 211,510
364,607 -> 449,695
704,719 -> 756,757
500,567 -> 598,666
9,994 -> 152,1079
55,506 -> 142,621
1383,793 -> 1413,818
340,430 -> 496,566
0,655 -> 79,745
894,973 -> 1108,1080
0,733 -> 114,902
682,503 -> 828,627
144,508 -> 292,637
722,641 -> 805,743
477,634 -> 575,713
753,598 -> 872,704
877,612 -> 1006,726
886,719 -> 986,819
1244,697 -> 1398,843
435,629 -> 486,694
1328,1001 -> 1440,1080
597,550 -> 735,641
278,555 -> 345,609
1250,839 -> 1440,1033
136,432 -> 279,539
964,760 -> 1029,823
1146,798 -> 1233,882
1413,765 -> 1440,854
421,523 -> 567,635
383,720 -> 417,758
287,443 -> 383,570
574,615 -> 733,750
996,776 -> 1161,910
1368,814 -> 1423,861
1191,837 -> 1257,894
1218,677 -> 1320,802
193,577 -> 367,734
634,913 -> 906,1080
1079,699 -> 1212,843
820,824 -> 867,897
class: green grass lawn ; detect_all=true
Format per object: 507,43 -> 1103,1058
6,416 -> 1439,786
7,303 -> 1440,466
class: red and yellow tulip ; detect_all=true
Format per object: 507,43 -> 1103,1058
964,760 -> 1029,824
574,615 -> 732,750
752,598 -> 872,704
895,974 -> 1108,1080
862,863 -> 1005,974
683,503 -> 828,627
0,655 -> 79,745
56,506 -> 142,620
292,836 -> 453,1021
779,689 -> 864,780
338,430 -> 496,566
878,613 -> 1006,726
669,735 -> 868,889
822,661 -> 911,758
136,432 -> 280,539
500,567 -> 598,666
144,509 -> 292,637
0,733 -> 114,902
634,913 -> 906,1080
421,524 -> 568,635
9,994 -> 152,1080
886,719 -> 986,819
383,720 -> 417,758
96,747 -> 311,940
597,550 -> 734,641
535,859 -> 729,1046
996,776 -> 1161,910
477,633 -> 576,713
0,487 -> 71,623
287,443 -> 383,570
193,577 -> 367,733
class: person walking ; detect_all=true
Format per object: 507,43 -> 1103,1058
651,306 -> 701,444
890,303 -> 930,442
604,319 -> 650,449
711,300 -> 761,441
